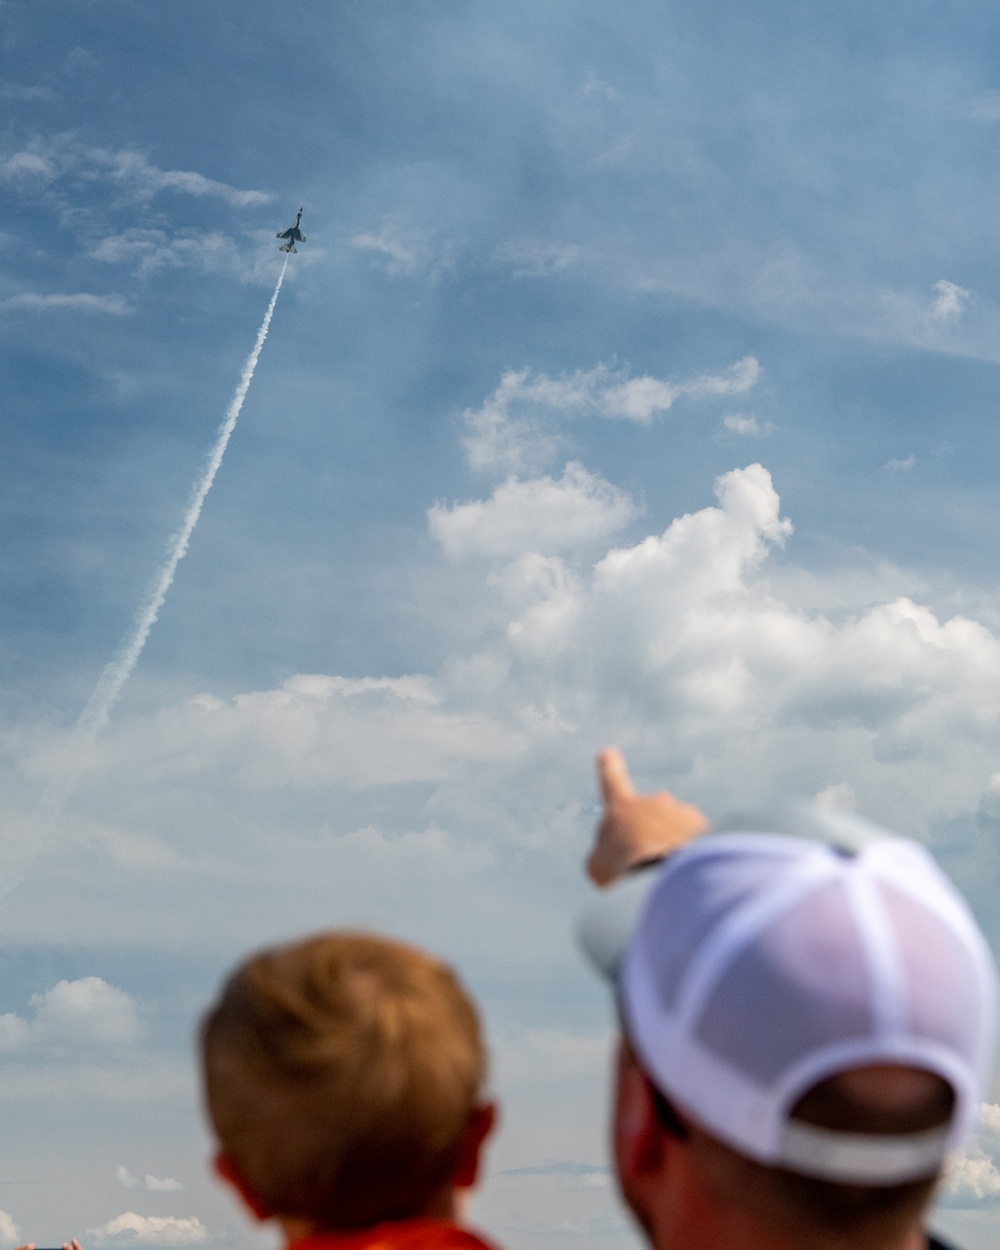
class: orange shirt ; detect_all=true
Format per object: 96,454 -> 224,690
289,1219 -> 498,1250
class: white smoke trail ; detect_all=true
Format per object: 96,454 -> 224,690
35,257 -> 288,833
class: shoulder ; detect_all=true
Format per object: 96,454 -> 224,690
389,1223 -> 499,1250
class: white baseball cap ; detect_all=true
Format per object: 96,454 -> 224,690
580,818 -> 999,1185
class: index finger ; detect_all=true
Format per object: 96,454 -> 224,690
597,747 -> 636,805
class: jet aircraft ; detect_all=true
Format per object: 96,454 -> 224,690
277,208 -> 306,253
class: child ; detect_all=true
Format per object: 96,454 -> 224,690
200,932 -> 498,1250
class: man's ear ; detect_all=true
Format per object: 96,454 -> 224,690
214,1152 -> 272,1222
452,1101 -> 498,1189
613,1041 -> 669,1187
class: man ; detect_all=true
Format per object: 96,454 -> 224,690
581,749 -> 998,1250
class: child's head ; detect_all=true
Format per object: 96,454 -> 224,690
201,931 -> 491,1231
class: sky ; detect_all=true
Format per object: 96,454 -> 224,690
5,1 -> 1000,1247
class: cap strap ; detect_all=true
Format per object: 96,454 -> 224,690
779,1121 -> 949,1184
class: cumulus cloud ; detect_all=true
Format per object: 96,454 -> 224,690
1,292 -> 131,315
18,431 -> 1000,977
87,1213 -> 209,1247
0,977 -> 141,1054
931,279 -> 970,322
462,357 -> 761,472
886,454 -> 916,472
39,456 -> 1000,854
0,1212 -> 19,1249
941,1103 -> 1000,1207
945,1152 -> 1000,1203
428,462 -> 637,559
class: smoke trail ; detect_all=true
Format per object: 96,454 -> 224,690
35,258 -> 288,832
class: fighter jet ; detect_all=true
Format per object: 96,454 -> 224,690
277,208 -> 306,253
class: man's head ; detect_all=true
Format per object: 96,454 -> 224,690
584,826 -> 999,1249
201,932 -> 494,1232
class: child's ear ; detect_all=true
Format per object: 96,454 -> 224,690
214,1152 -> 273,1221
452,1101 -> 498,1189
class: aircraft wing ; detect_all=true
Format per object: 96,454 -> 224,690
298,232 -> 306,243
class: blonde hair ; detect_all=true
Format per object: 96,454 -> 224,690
201,932 -> 486,1229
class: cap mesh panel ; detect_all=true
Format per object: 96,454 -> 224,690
639,845 -> 802,1012
695,879 -> 874,1086
879,882 -> 981,1055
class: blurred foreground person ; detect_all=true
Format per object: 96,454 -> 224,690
200,932 -> 497,1250
581,749 -> 998,1250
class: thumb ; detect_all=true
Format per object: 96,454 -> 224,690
597,747 -> 635,805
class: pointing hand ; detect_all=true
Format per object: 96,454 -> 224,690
587,748 -> 709,886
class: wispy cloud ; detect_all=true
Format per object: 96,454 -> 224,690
968,90 -> 1000,123
582,76 -> 621,101
886,453 -> 916,472
462,357 -> 761,472
349,220 -> 452,278
117,1167 -> 183,1193
1,292 -> 131,314
0,82 -> 51,101
493,238 -> 582,278
0,134 -> 271,207
723,412 -> 772,436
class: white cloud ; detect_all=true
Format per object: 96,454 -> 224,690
814,782 -> 856,812
583,76 -> 621,101
945,1152 -> 1000,1204
931,279 -> 970,322
17,446 -> 1000,969
600,356 -> 761,422
429,462 -> 637,559
0,977 -> 141,1054
1,292 -> 131,315
0,1211 -> 19,1249
144,1176 -> 184,1193
117,1168 -> 183,1193
88,1213 -> 209,1247
494,239 -> 582,278
91,229 -> 244,278
349,222 -> 450,278
0,82 -> 51,101
723,412 -> 772,436
968,91 -> 1000,123
939,1104 -> 1000,1207
462,358 -> 761,472
0,136 -> 270,207
0,152 -> 53,179
886,453 -> 916,472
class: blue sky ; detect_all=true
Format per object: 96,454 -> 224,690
4,1 -> 1000,1247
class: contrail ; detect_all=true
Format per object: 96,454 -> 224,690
35,257 -> 289,833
